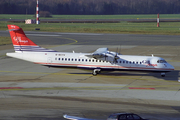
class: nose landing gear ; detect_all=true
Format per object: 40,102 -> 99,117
161,73 -> 165,77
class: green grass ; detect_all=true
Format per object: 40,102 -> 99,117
0,14 -> 180,19
0,36 -> 12,45
52,14 -> 180,19
1,14 -> 180,45
1,21 -> 180,35
0,14 -> 180,46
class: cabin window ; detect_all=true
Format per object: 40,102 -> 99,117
136,62 -> 138,64
92,60 -> 94,62
140,62 -> 142,64
129,61 -> 131,64
96,60 -> 98,62
119,61 -> 121,63
126,61 -> 128,64
89,59 -> 91,62
72,58 -> 73,61
82,59 -> 84,62
58,58 -> 60,60
65,58 -> 67,61
78,59 -> 80,61
75,59 -> 77,61
85,59 -> 87,62
68,58 -> 70,61
123,61 -> 125,63
55,58 -> 57,60
62,58 -> 64,61
133,61 -> 135,64
99,60 -> 101,62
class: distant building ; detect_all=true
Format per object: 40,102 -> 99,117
25,19 -> 36,24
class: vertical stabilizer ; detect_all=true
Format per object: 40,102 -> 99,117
7,25 -> 56,52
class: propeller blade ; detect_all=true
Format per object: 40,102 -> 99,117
113,47 -> 118,63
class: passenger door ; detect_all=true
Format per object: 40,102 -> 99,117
47,57 -> 52,64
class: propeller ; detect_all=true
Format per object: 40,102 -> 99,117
113,47 -> 119,63
104,53 -> 108,61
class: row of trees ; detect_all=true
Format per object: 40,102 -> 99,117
0,0 -> 180,15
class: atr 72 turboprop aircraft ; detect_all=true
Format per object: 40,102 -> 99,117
6,25 -> 174,77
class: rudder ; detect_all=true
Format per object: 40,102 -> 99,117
8,25 -> 56,53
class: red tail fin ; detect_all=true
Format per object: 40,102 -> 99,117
8,25 -> 37,46
8,25 -> 56,52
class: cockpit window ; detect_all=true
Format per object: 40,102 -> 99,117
157,60 -> 167,63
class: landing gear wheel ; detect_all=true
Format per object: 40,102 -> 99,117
161,73 -> 165,77
92,71 -> 97,76
161,75 -> 165,77
96,71 -> 101,74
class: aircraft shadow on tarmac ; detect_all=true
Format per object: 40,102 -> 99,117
69,70 -> 180,81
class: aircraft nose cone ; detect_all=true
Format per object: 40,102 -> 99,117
171,66 -> 174,70
168,64 -> 174,70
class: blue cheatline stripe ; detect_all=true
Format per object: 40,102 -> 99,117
13,45 -> 57,52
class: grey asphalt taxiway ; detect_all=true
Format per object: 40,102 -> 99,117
0,30 -> 180,120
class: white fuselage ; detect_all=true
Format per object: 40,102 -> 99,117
6,51 -> 174,72
6,24 -> 174,77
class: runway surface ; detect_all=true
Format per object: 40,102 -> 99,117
0,30 -> 180,120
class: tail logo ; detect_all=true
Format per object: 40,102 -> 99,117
13,36 -> 18,43
11,25 -> 16,28
8,25 -> 57,52
13,36 -> 28,44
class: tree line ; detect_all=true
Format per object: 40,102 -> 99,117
0,0 -> 180,15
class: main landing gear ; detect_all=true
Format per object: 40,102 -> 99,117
92,69 -> 101,76
161,73 -> 165,77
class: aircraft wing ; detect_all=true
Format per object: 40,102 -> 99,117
85,48 -> 120,62
85,48 -> 108,59
93,48 -> 108,55
63,114 -> 95,120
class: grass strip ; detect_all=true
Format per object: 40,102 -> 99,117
0,36 -> 11,45
1,21 -> 180,36
1,14 -> 180,19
